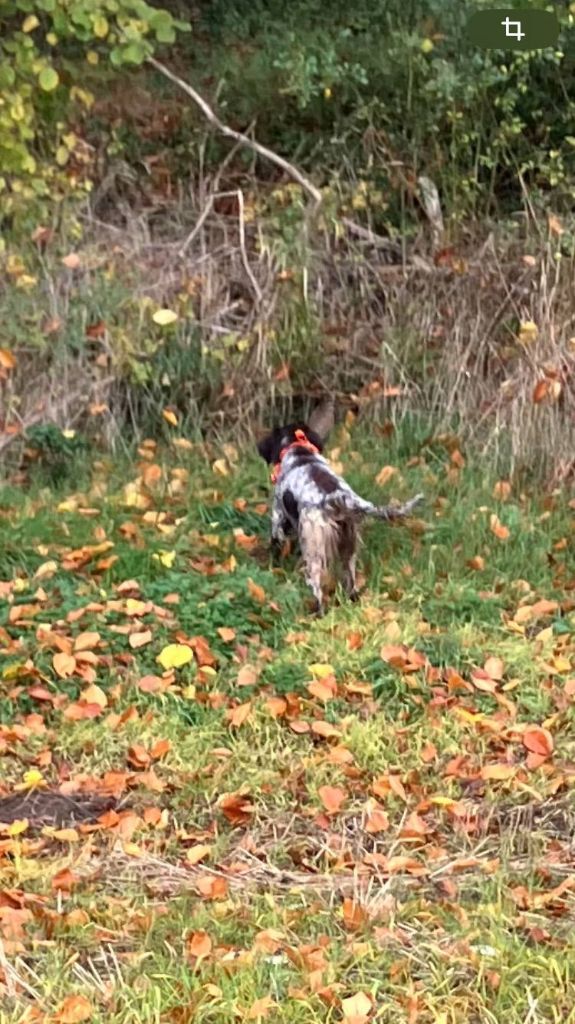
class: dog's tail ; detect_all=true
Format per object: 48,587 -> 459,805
323,492 -> 423,522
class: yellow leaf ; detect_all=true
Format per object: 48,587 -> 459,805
87,50 -> 99,65
21,769 -> 44,790
152,308 -> 178,326
162,408 -> 178,426
53,652 -> 76,678
157,643 -> 193,670
6,818 -> 29,836
212,458 -> 229,477
308,662 -> 335,679
34,560 -> 58,579
153,549 -> 176,568
517,320 -> 538,345
420,37 -> 434,53
93,14 -> 109,37
22,14 -> 39,31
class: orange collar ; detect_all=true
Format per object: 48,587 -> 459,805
271,429 -> 319,483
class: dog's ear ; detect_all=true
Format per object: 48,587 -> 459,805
307,396 -> 335,444
257,430 -> 278,465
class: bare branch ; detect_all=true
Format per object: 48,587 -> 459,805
148,57 -> 323,206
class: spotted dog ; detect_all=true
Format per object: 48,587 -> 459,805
257,406 -> 423,615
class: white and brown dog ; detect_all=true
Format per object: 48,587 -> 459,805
257,401 -> 423,615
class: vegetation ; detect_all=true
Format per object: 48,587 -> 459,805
1,1 -> 575,1019
1,426 -> 575,1021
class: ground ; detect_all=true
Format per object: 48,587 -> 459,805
0,421 -> 574,1024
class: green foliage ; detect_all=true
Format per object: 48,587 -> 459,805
187,0 -> 575,221
0,0 -> 189,227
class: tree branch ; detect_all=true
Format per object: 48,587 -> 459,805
148,57 -> 323,206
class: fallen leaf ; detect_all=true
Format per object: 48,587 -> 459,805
247,578 -> 266,604
247,996 -> 276,1020
318,785 -> 347,814
53,652 -> 76,678
523,726 -> 553,758
187,930 -> 212,959
152,308 -> 178,326
129,630 -> 153,649
341,991 -> 372,1023
54,994 -> 93,1023
157,643 -> 193,670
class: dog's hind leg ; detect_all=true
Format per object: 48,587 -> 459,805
339,520 -> 359,602
299,509 -> 328,616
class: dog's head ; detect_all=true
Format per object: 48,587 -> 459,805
257,422 -> 324,465
257,397 -> 335,465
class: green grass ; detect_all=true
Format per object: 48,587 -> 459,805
1,422 -> 575,1022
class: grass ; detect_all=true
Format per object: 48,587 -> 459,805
1,420 -> 574,1023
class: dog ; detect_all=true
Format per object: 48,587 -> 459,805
257,401 -> 423,615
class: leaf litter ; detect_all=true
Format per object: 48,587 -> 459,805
1,435 -> 575,1020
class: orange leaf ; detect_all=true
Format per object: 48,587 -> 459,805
129,630 -> 153,649
127,743 -> 151,768
342,897 -> 369,931
227,701 -> 252,727
318,785 -> 347,813
388,774 -> 408,802
481,763 -> 516,781
364,799 -> 390,834
307,677 -> 337,701
53,652 -> 76,678
490,514 -> 509,540
341,992 -> 372,1023
187,930 -> 212,959
311,720 -> 341,739
421,742 -> 437,763
51,868 -> 77,892
533,379 -> 549,404
484,656 -> 504,681
149,738 -> 171,760
73,631 -> 100,652
523,726 -> 553,758
247,996 -> 276,1020
55,994 -> 93,1023
237,665 -> 259,687
265,696 -> 287,718
217,627 -> 236,642
137,675 -> 165,693
247,578 -> 266,604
